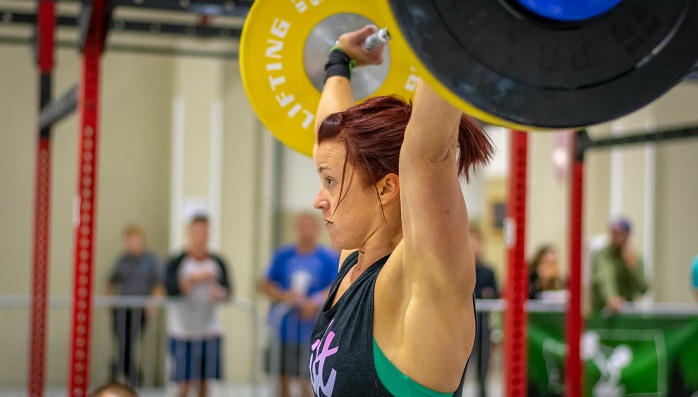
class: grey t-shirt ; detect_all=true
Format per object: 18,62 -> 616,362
109,251 -> 162,296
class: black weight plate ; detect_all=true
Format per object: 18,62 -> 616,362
389,0 -> 698,128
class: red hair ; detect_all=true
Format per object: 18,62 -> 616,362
317,95 -> 493,189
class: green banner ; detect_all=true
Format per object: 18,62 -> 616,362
528,312 -> 698,397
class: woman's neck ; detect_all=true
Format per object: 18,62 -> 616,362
351,208 -> 403,275
354,232 -> 402,274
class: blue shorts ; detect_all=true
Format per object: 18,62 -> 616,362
168,337 -> 222,382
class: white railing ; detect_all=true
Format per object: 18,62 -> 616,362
2,295 -> 694,396
475,298 -> 698,316
0,295 -> 264,396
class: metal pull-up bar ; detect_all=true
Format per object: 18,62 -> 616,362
38,84 -> 78,130
575,125 -> 698,160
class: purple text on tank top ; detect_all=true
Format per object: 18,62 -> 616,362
310,319 -> 339,396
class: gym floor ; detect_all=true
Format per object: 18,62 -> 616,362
0,380 -> 505,397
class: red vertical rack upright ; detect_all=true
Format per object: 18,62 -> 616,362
68,0 -> 106,395
565,130 -> 586,397
29,1 -> 55,396
504,130 -> 529,397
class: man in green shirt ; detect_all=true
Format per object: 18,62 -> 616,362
591,216 -> 649,314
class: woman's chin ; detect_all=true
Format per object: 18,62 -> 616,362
328,235 -> 349,252
327,235 -> 342,250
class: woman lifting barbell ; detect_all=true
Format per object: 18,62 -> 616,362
308,25 -> 495,397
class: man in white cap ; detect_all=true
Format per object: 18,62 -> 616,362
591,216 -> 649,314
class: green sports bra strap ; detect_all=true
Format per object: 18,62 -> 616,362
373,339 -> 454,397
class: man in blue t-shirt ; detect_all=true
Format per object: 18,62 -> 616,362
692,256 -> 698,302
260,213 -> 339,397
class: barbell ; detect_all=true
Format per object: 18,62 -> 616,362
240,0 -> 698,157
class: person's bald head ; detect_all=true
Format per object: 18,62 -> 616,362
296,212 -> 319,248
88,383 -> 138,397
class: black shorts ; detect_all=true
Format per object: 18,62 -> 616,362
273,342 -> 310,377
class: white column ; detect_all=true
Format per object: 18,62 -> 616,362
609,121 -> 625,217
643,119 -> 657,301
171,58 -> 223,251
209,98 -> 224,250
170,96 -> 185,252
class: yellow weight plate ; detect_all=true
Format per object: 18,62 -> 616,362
374,1 -> 545,131
240,0 -> 421,157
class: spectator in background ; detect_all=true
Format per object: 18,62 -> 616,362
528,244 -> 565,300
106,224 -> 164,386
591,216 -> 648,314
165,215 -> 233,397
259,212 -> 339,397
692,255 -> 698,302
469,226 -> 499,397
88,382 -> 139,397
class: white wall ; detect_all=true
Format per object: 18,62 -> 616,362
0,43 -> 175,385
281,146 -> 320,212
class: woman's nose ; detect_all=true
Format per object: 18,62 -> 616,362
313,191 -> 326,210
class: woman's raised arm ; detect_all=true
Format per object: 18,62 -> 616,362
314,25 -> 384,133
399,80 -> 478,297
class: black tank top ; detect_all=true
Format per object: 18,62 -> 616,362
309,251 -> 468,397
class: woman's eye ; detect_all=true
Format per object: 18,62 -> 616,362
325,178 -> 334,187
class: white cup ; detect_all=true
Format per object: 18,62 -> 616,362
290,271 -> 312,295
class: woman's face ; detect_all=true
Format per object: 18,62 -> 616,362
537,250 -> 559,280
313,140 -> 378,250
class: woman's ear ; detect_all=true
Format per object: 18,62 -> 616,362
377,173 -> 400,204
